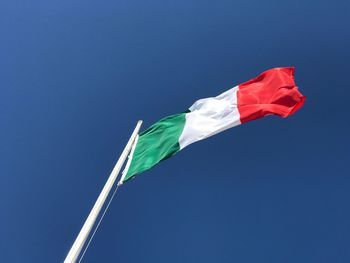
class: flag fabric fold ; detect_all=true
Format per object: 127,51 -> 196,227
123,67 -> 305,182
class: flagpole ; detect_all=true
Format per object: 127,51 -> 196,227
64,120 -> 143,263
118,134 -> 139,186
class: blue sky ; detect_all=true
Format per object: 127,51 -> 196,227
1,0 -> 350,262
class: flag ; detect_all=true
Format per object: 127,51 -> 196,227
123,67 -> 305,182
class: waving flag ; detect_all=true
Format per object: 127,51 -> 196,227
122,67 -> 305,183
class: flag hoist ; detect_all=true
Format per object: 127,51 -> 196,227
64,67 -> 305,262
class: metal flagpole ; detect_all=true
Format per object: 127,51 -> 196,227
118,134 -> 139,186
64,120 -> 143,263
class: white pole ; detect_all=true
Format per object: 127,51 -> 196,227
118,134 -> 139,186
64,120 -> 143,263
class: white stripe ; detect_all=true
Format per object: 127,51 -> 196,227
179,86 -> 241,149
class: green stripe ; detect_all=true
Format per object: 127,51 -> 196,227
124,113 -> 186,182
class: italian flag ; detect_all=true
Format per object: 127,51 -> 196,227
122,67 -> 305,183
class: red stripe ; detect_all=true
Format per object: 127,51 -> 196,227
237,67 -> 305,123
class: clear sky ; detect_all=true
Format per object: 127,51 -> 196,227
2,0 -> 350,262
